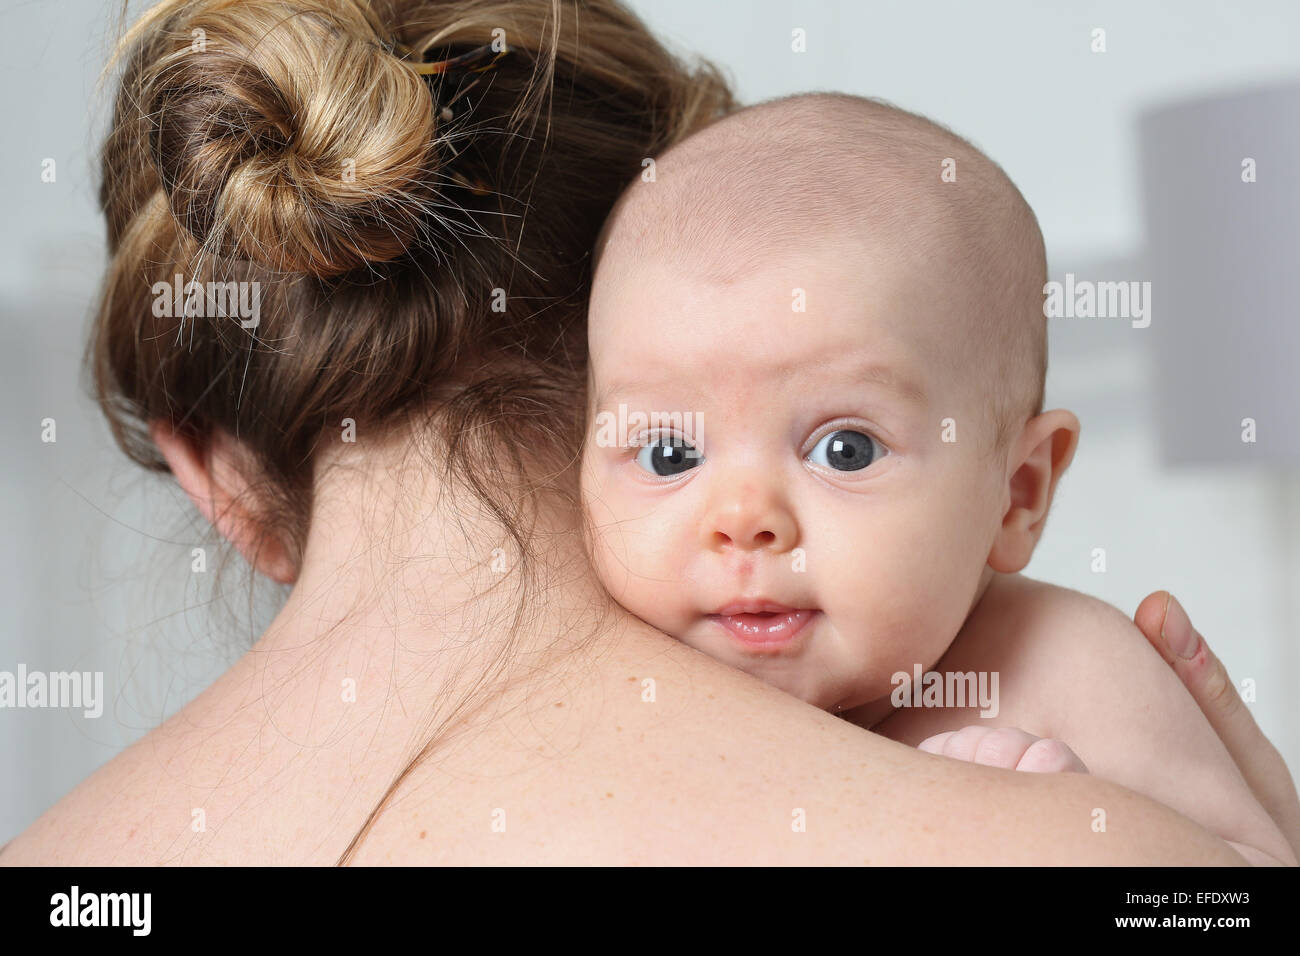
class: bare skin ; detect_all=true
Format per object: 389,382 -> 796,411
0,425 -> 1269,865
874,573 -> 1296,865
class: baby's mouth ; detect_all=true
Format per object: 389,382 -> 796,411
706,604 -> 817,652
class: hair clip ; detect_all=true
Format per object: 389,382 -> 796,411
408,41 -> 507,76
392,40 -> 507,197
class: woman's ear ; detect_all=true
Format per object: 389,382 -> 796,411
149,420 -> 298,584
987,409 -> 1081,574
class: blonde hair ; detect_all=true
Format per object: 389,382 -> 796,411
89,0 -> 733,861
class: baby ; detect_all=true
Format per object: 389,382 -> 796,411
578,92 -> 1293,865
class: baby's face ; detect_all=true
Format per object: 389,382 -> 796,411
580,236 -> 1005,712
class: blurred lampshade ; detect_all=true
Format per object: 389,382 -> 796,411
1138,80 -> 1300,467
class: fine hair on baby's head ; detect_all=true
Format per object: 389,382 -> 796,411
580,92 -> 1070,713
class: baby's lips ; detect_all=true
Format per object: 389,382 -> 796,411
711,598 -> 806,616
706,607 -> 818,652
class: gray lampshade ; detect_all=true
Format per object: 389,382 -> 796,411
1138,81 -> 1300,467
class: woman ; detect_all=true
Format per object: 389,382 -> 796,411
3,0 -> 1296,864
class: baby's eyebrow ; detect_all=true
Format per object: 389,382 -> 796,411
848,363 -> 927,406
782,358 -> 928,407
592,378 -> 701,410
592,361 -> 925,409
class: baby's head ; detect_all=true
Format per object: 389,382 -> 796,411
579,92 -> 1075,713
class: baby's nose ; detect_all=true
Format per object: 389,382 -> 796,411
703,492 -> 798,553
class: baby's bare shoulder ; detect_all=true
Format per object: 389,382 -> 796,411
962,574 -> 1146,660
874,575 -> 1127,742
950,576 -> 1294,864
945,574 -> 1161,737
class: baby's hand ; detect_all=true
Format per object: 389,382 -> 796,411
917,726 -> 1089,774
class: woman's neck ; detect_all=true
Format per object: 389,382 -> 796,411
253,426 -> 612,730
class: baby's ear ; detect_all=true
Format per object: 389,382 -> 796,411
986,409 -> 1080,573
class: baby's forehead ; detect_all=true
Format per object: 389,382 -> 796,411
591,201 -> 967,382
603,150 -> 949,284
590,94 -> 1046,427
595,159 -> 1009,364
588,238 -> 947,406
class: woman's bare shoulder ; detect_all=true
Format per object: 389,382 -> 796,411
1,730 -> 185,865
353,619 -> 1245,866
0,655 -> 320,866
1,615 -> 1245,866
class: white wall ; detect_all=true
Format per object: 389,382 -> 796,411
2,0 -> 1297,844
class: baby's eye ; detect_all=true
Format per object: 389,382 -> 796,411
634,435 -> 703,477
806,429 -> 883,472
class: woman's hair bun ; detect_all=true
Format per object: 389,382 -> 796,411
145,0 -> 436,277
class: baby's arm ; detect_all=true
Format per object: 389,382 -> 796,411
885,575 -> 1295,865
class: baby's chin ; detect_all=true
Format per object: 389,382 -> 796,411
728,660 -> 879,713
663,611 -> 893,712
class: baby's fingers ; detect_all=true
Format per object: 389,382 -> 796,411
930,725 -> 1039,769
1016,737 -> 1089,774
917,731 -> 956,755
918,725 -> 1088,773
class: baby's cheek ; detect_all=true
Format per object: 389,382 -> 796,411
875,588 -> 968,672
581,475 -> 636,606
819,531 -> 976,677
586,509 -> 691,634
875,546 -> 988,673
